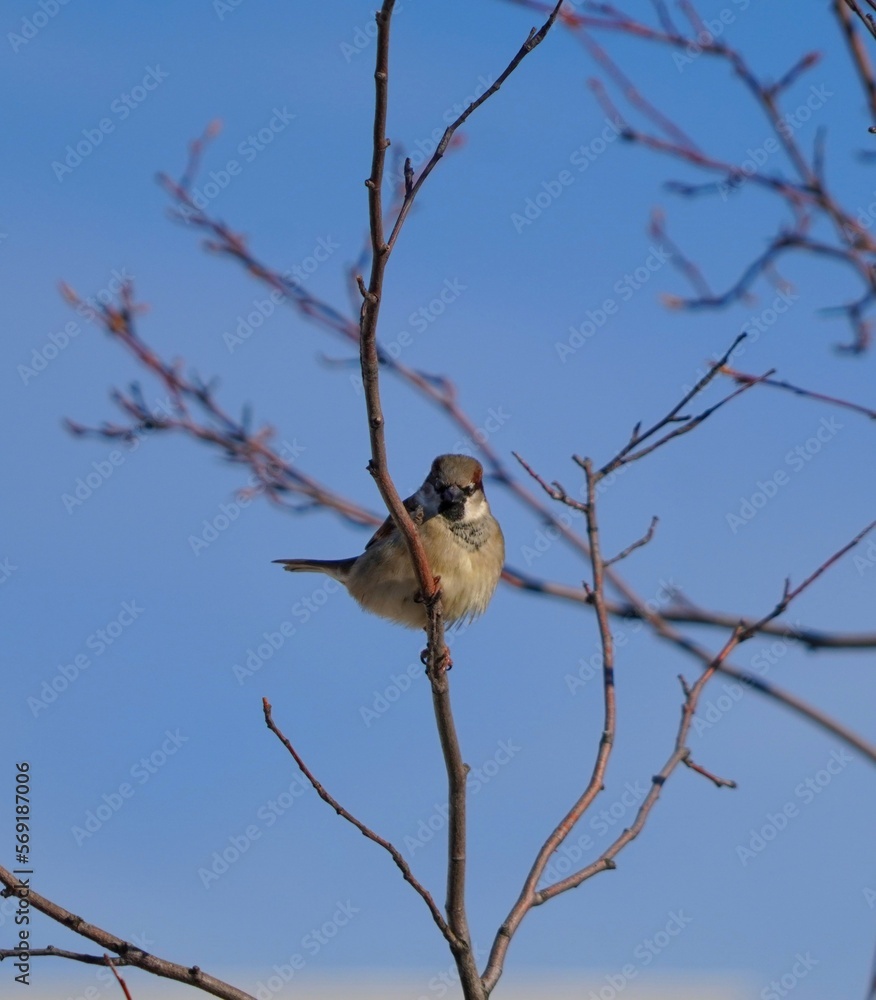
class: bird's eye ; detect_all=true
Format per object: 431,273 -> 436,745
462,484 -> 476,497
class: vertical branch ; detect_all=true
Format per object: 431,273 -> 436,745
356,4 -> 481,996
356,7 -> 564,995
483,459 -> 617,994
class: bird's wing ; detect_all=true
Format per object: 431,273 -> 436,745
363,491 -> 426,550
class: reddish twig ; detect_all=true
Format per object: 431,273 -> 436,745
105,953 -> 135,1000
681,747 -> 738,789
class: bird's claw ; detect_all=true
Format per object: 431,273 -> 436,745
414,576 -> 443,607
420,644 -> 453,671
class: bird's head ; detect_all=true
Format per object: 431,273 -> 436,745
427,454 -> 488,523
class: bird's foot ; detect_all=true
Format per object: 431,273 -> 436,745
414,576 -> 443,608
420,643 -> 453,671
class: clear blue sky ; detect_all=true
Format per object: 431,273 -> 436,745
4,2 -> 876,998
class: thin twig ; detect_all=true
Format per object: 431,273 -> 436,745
384,0 -> 566,253
722,367 -> 876,421
681,749 -> 737,789
0,947 -> 132,966
604,516 -> 659,568
105,954 -> 135,1000
261,699 -> 454,945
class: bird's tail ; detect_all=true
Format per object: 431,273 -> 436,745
272,558 -> 354,582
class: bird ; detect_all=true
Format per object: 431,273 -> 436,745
274,454 -> 504,628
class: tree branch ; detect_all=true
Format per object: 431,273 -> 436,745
483,458 -> 618,992
262,698 -> 454,945
0,866 -> 254,1000
531,522 -> 874,901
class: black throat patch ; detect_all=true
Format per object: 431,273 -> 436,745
447,516 -> 490,550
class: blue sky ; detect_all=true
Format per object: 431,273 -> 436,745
4,2 -> 876,998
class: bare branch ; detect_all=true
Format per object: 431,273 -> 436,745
483,458 -> 617,993
604,516 -> 659,568
501,567 -> 876,650
262,699 -> 454,945
0,866 -> 255,1000
384,0 -> 566,253
535,522 -> 873,899
512,452 -> 588,512
681,749 -> 738,789
722,367 -> 876,421
585,332 -> 761,477
836,1 -> 876,122
0,947 -> 132,967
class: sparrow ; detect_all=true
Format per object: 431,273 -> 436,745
274,454 -> 504,628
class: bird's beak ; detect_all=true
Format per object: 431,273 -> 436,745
439,484 -> 465,511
